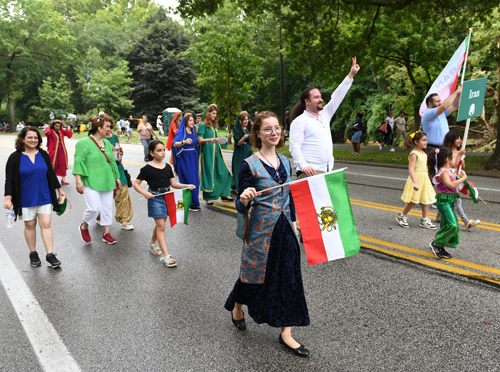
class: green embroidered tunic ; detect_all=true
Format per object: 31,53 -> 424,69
198,124 -> 234,200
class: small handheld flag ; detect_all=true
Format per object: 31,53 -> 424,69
164,189 -> 192,227
290,169 -> 360,266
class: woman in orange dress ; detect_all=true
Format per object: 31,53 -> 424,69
166,112 -> 181,169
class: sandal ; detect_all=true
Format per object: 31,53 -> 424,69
149,243 -> 162,256
160,254 -> 177,267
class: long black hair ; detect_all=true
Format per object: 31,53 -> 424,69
427,147 -> 452,179
289,87 -> 317,123
443,130 -> 461,149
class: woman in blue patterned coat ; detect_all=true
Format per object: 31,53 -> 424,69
224,111 -> 310,357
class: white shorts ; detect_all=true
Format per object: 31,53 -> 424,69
22,204 -> 52,221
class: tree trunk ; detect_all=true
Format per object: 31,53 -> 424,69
7,69 -> 15,132
413,106 -> 421,131
483,58 -> 500,171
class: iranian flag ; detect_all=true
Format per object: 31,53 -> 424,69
290,169 -> 360,266
164,189 -> 192,227
459,179 -> 479,204
419,35 -> 470,116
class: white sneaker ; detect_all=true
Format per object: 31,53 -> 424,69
396,214 -> 409,228
420,219 -> 437,230
390,148 -> 395,152
379,145 -> 383,150
121,222 -> 134,230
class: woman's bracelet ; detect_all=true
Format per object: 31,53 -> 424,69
76,180 -> 82,184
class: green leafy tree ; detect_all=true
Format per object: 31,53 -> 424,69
183,1 -> 264,129
32,74 -> 74,121
78,61 -> 134,117
124,8 -> 199,119
469,8 -> 500,170
0,0 -> 76,129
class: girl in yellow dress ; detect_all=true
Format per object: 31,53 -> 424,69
397,132 -> 437,229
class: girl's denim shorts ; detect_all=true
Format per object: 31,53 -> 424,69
147,188 -> 169,219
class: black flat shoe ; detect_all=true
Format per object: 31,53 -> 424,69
206,201 -> 214,205
231,310 -> 246,331
279,334 -> 309,357
221,196 -> 235,202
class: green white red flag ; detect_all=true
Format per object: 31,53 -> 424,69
290,169 -> 360,266
459,179 -> 479,204
419,35 -> 470,116
164,189 -> 192,227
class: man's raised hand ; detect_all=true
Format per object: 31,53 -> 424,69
348,57 -> 360,79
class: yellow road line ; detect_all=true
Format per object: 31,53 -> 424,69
351,201 -> 500,231
359,235 -> 500,276
361,243 -> 500,286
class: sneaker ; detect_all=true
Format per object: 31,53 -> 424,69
433,216 -> 441,223
102,233 -> 117,245
396,214 -> 409,228
189,205 -> 201,212
420,219 -> 437,230
354,152 -> 361,156
29,251 -> 41,267
390,148 -> 395,152
352,152 -> 357,156
121,222 -> 134,230
440,248 -> 452,259
46,253 -> 61,268
431,203 -> 437,209
429,242 -> 444,259
465,220 -> 481,230
379,145 -> 383,150
79,223 -> 91,243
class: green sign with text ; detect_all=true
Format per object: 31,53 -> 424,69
457,77 -> 487,121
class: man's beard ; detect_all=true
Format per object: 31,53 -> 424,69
317,103 -> 323,110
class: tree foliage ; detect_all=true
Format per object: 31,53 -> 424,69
183,1 -> 264,128
124,8 -> 200,119
32,74 -> 74,121
78,61 -> 134,117
0,0 -> 76,127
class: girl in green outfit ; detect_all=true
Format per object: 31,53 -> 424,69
74,115 -> 122,245
231,111 -> 253,191
197,104 -> 235,205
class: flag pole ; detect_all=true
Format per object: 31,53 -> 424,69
257,167 -> 348,194
137,187 -> 189,200
458,28 -> 473,173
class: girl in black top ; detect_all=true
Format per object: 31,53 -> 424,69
133,140 -> 195,268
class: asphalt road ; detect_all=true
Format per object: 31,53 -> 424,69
1,134 -> 500,371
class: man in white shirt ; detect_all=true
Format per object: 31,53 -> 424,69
290,57 -> 360,177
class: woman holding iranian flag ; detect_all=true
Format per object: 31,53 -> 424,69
224,111 -> 310,358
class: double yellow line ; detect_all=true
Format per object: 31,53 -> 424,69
351,198 -> 500,232
360,236 -> 500,286
210,199 -> 500,286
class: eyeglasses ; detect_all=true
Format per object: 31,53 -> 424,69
261,126 -> 283,135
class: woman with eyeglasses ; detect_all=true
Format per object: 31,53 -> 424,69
224,111 -> 310,357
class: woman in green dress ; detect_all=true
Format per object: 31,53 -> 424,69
231,111 -> 253,191
197,104 -> 234,205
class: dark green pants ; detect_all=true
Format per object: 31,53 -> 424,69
435,197 -> 460,248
